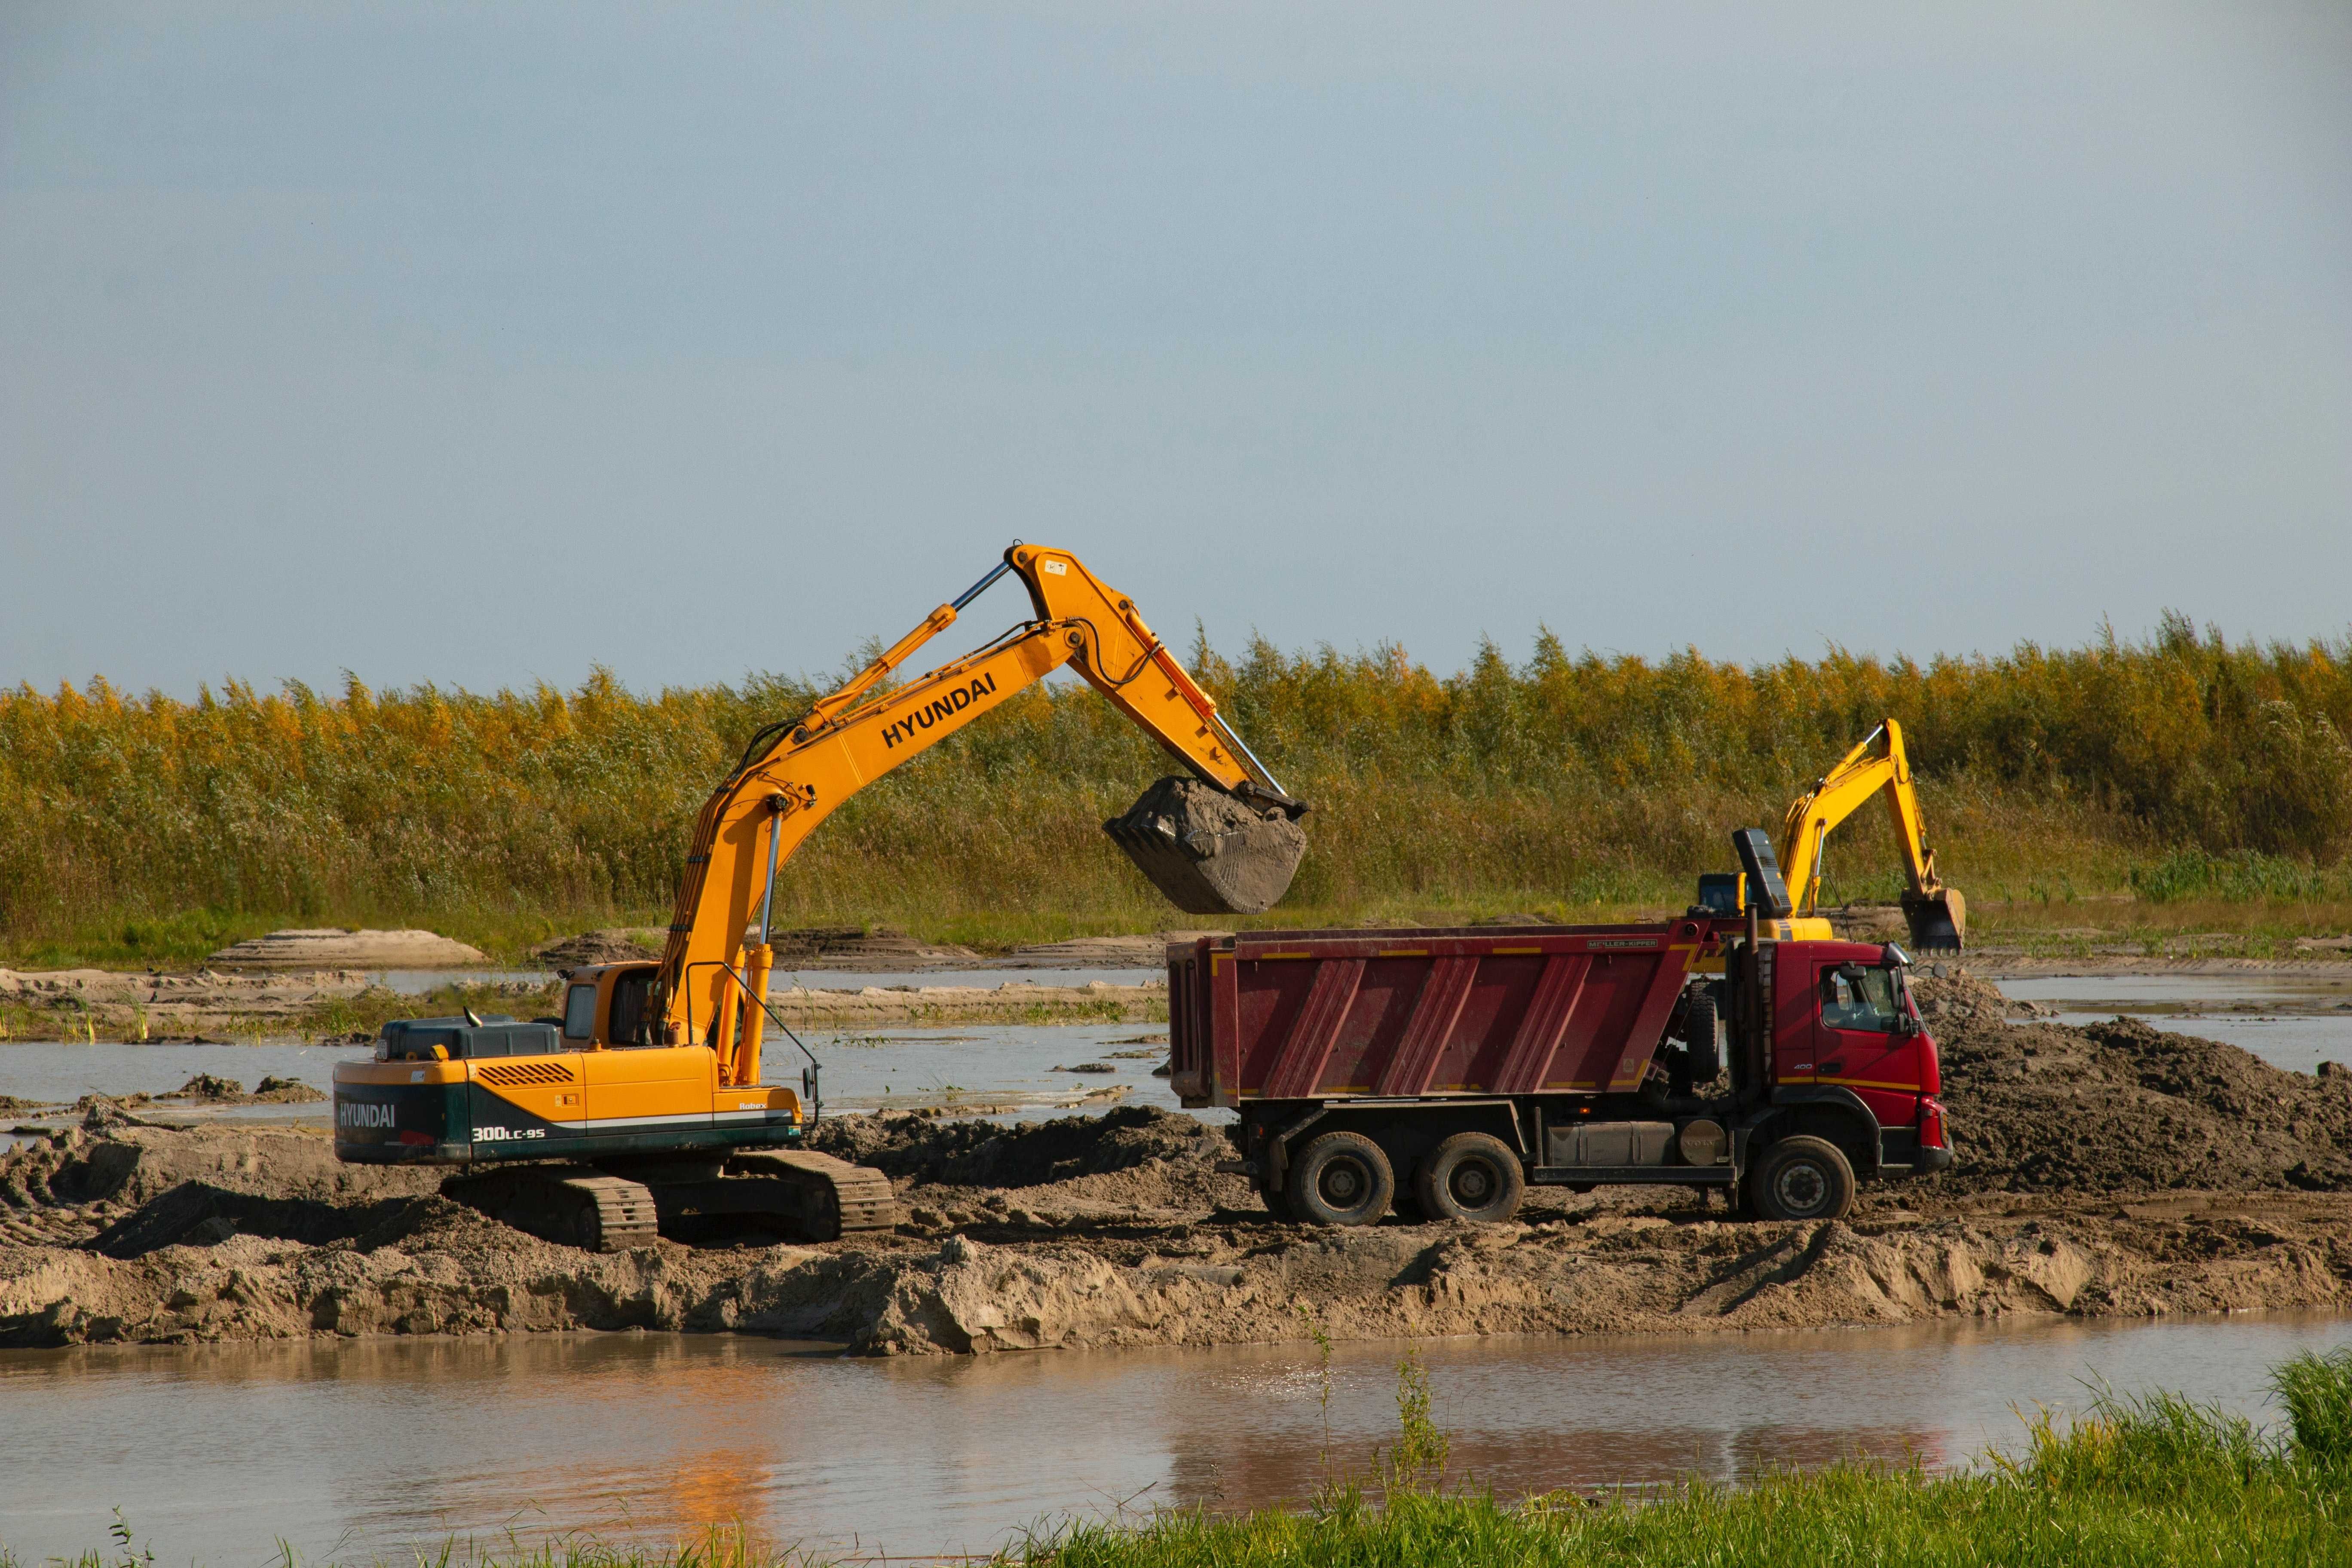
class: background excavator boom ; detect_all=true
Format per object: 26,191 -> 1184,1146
1778,718 -> 1966,952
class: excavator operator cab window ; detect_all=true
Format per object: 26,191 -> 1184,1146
609,971 -> 656,1046
1820,965 -> 1902,1034
1691,872 -> 1745,918
563,984 -> 597,1041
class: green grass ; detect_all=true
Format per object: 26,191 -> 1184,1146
21,1352 -> 2352,1568
9,613 -> 2352,968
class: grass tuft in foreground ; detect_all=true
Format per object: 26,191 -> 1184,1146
1029,1348 -> 2352,1567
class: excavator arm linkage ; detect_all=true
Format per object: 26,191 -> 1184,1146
655,544 -> 1305,1085
1778,719 -> 1965,952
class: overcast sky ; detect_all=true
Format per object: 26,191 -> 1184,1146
3,2 -> 2349,698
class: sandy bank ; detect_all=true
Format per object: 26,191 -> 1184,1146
4,974 -> 2350,1353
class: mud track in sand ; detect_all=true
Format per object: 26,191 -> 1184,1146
3,973 -> 2349,1354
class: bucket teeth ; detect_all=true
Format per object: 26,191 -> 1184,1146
1104,776 -> 1307,916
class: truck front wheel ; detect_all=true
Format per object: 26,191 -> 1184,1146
1750,1136 -> 1856,1222
1288,1131 -> 1396,1226
1415,1132 -> 1526,1223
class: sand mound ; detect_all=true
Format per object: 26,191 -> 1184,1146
206,928 -> 489,967
1,1124 -> 439,1212
1914,973 -> 2352,1194
6,1110 -> 2352,1352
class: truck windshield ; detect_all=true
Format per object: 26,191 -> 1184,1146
1822,966 -> 1903,1033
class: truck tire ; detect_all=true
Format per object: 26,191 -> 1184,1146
1287,1131 -> 1395,1227
1680,992 -> 1721,1082
1750,1136 -> 1856,1222
1414,1132 -> 1526,1224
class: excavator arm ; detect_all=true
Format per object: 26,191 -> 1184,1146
654,543 -> 1302,1085
1778,719 -> 1965,952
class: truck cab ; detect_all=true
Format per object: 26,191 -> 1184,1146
1741,935 -> 1952,1188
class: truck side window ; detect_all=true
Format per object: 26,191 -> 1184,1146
1821,967 -> 1902,1033
563,984 -> 597,1040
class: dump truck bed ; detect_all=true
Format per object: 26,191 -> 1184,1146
1169,919 -> 1720,1109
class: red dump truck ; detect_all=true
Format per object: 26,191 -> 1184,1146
1168,831 -> 1954,1226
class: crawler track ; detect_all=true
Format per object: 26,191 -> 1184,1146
443,1167 -> 661,1253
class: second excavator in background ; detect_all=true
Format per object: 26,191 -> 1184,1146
1689,718 -> 1964,953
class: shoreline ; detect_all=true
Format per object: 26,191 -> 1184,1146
5,939 -> 2352,1044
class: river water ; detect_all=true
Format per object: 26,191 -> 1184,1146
3,1312 -> 2348,1564
4,970 -> 2351,1560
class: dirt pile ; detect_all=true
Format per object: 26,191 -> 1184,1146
6,1061 -> 2352,1356
31,1077 -> 333,1118
1,1124 -> 438,1214
1103,776 -> 1307,916
531,930 -> 659,969
767,926 -> 981,969
811,1105 -> 1222,1186
1914,973 -> 2352,1195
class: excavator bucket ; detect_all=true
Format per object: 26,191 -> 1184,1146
1901,888 -> 1966,952
1104,775 -> 1308,916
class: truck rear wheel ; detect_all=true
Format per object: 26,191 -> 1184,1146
1287,1131 -> 1395,1227
1751,1136 -> 1856,1222
1414,1132 -> 1525,1224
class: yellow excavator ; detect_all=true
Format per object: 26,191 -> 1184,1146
332,543 -> 1308,1250
1691,718 -> 1964,953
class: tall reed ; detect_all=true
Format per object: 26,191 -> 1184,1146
4,614 -> 2349,961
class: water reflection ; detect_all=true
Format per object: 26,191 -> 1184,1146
4,1314 -> 2346,1563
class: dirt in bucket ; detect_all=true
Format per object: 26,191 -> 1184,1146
1102,775 -> 1307,916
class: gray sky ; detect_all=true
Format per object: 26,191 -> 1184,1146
4,2 -> 2349,697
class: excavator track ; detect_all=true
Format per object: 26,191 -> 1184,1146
443,1166 -> 662,1254
668,1150 -> 897,1241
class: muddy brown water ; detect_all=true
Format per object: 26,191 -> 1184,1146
2,1313 -> 2347,1563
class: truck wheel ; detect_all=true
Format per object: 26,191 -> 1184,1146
1414,1133 -> 1525,1224
1751,1136 -> 1856,1222
1287,1132 -> 1395,1226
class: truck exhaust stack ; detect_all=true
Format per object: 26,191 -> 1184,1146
1104,775 -> 1307,915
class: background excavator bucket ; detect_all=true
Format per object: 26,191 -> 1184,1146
1104,775 -> 1307,916
1901,888 -> 1967,952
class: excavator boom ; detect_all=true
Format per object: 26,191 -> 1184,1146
1778,719 -> 1965,952
658,543 -> 1306,1084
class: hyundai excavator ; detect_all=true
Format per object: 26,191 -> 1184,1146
332,544 -> 1307,1250
1690,718 -> 1964,953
